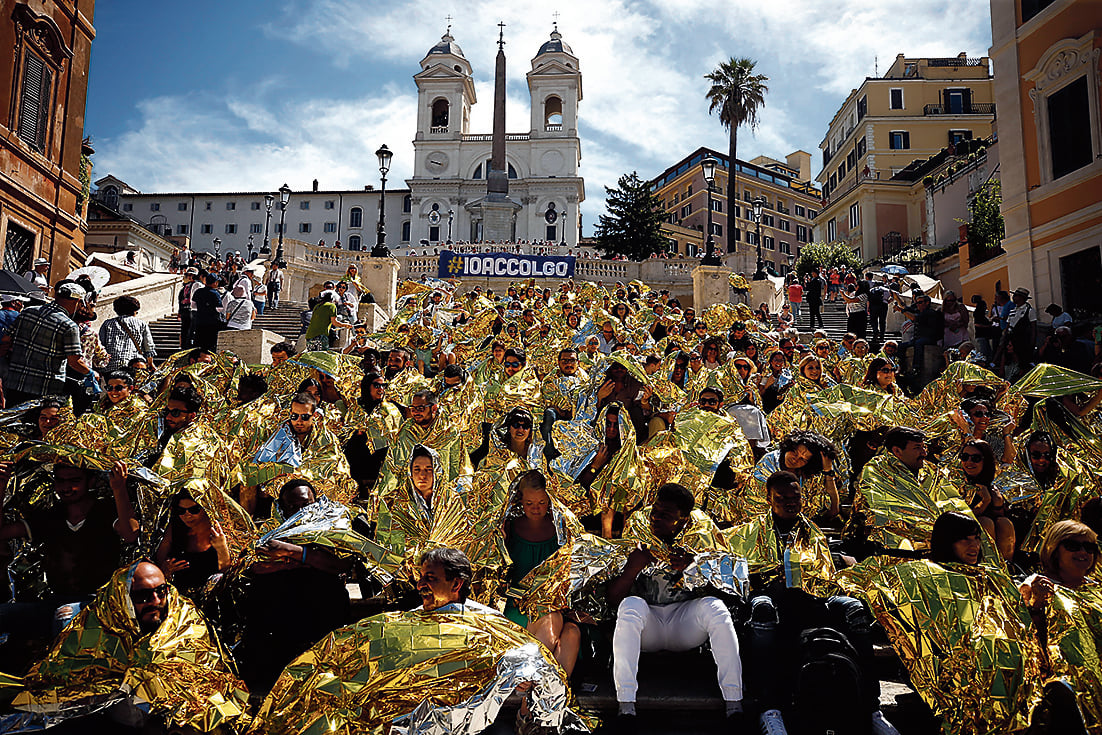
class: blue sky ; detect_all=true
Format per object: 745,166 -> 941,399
86,0 -> 994,235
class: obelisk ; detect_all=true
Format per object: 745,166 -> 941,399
478,21 -> 521,241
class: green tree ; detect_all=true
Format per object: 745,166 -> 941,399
705,58 -> 769,242
966,178 -> 1004,249
594,172 -> 668,261
794,241 -> 862,281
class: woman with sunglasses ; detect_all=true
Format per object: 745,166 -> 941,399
155,491 -> 231,595
861,356 -> 903,396
954,439 -> 1015,561
952,398 -> 1016,465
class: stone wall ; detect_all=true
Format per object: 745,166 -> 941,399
91,273 -> 184,331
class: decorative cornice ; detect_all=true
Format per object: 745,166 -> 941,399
12,3 -> 73,63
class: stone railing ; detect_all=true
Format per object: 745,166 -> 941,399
91,272 -> 184,331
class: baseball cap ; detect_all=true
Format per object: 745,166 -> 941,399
55,282 -> 86,300
185,267 -> 200,276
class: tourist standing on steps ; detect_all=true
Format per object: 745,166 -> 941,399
267,263 -> 284,310
804,267 -> 825,331
786,277 -> 803,320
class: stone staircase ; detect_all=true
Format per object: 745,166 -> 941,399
793,300 -> 902,347
149,302 -> 306,361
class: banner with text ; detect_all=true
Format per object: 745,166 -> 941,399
438,250 -> 576,279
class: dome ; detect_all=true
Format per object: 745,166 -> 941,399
428,32 -> 465,58
537,29 -> 572,56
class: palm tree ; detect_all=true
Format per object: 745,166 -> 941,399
705,58 -> 769,266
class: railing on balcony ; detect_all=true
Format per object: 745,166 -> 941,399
544,124 -> 562,132
430,126 -> 449,134
923,103 -> 996,116
928,57 -> 987,67
962,224 -> 1006,268
461,133 -> 531,142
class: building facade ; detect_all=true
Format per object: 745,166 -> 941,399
406,28 -> 584,247
972,0 -> 1102,319
96,175 -> 413,258
0,0 -> 96,281
814,53 -> 995,262
651,147 -> 820,276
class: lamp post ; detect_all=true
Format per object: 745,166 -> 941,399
447,209 -> 454,242
212,237 -> 221,260
276,183 -> 290,264
752,195 -> 766,280
700,155 -> 720,266
372,144 -> 393,257
261,193 -> 274,254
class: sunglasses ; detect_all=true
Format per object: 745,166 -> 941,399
511,421 -> 532,430
1029,450 -> 1051,460
130,583 -> 170,604
699,398 -> 719,406
106,385 -> 129,392
878,367 -> 896,374
960,452 -> 984,463
165,408 -> 193,418
176,504 -> 203,516
503,361 -> 522,368
371,382 -> 388,389
971,411 -> 990,418
290,412 -> 313,421
1061,539 -> 1099,554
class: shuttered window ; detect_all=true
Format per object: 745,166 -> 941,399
17,49 -> 53,151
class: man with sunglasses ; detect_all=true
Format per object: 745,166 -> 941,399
598,321 -> 618,355
382,389 -> 471,497
541,349 -> 587,452
697,387 -> 724,414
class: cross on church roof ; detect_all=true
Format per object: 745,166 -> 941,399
445,14 -> 452,33
552,11 -> 560,30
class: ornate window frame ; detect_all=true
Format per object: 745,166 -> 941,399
1025,32 -> 1101,186
10,4 -> 72,154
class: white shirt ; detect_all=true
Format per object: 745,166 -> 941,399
224,296 -> 254,329
1008,302 -> 1037,329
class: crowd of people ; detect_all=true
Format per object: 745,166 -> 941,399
0,269 -> 1098,735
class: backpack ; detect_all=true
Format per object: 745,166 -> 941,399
790,627 -> 869,735
868,285 -> 888,307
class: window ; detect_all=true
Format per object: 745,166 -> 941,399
205,202 -> 212,210
763,235 -> 775,250
431,98 -> 449,130
324,222 -> 337,233
762,213 -> 774,227
849,203 -> 861,228
547,225 -> 558,240
807,209 -> 818,219
1048,76 -> 1094,180
949,130 -> 972,146
544,96 -> 563,129
746,231 -> 759,245
122,203 -> 133,212
889,131 -> 910,150
846,149 -> 857,169
796,224 -> 809,243
778,219 -> 790,232
779,242 -> 792,255
325,200 -> 335,210
348,235 -> 361,250
709,223 -> 722,236
732,205 -> 741,219
710,199 -> 722,212
794,204 -> 806,217
176,224 -> 188,235
402,221 -> 411,241
300,201 -> 310,210
827,218 -> 837,241
733,228 -> 741,242
944,88 -> 971,114
250,223 -> 262,234
177,202 -> 188,211
150,203 -> 160,211
1022,0 -> 1056,23
890,88 -> 904,110
226,202 -> 236,211
225,224 -> 237,234
744,191 -> 752,202
275,224 -> 285,234
686,185 -> 693,196
249,201 -> 259,210
829,173 -> 837,189
299,223 -> 311,233
349,207 -> 363,228
857,95 -> 867,120
680,204 -> 692,218
201,224 -> 212,234
857,137 -> 867,156
837,162 -> 846,178
15,48 -> 52,151
403,195 -> 412,213
429,226 -> 440,241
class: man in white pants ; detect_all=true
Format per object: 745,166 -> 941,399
606,483 -> 744,731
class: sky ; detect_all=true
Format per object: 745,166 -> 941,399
85,0 -> 995,236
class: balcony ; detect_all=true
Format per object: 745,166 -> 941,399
928,57 -> 987,67
544,124 -> 562,132
923,103 -> 995,116
430,126 -> 449,134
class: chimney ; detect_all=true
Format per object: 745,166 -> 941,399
312,178 -> 319,192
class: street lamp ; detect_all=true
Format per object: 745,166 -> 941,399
700,155 -> 720,266
261,193 -> 274,254
212,237 -> 221,260
447,209 -> 454,242
752,195 -> 767,280
276,183 -> 290,264
372,144 -> 393,257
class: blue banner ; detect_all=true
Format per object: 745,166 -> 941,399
438,250 -> 576,279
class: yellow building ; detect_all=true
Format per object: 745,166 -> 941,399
814,53 -> 995,263
651,147 -> 820,276
963,0 -> 1102,319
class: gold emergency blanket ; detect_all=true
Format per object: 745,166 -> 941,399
724,513 -> 836,597
1038,579 -> 1102,730
249,610 -> 586,735
8,562 -> 248,732
842,558 -> 1037,735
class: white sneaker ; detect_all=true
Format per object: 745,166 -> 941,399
759,708 -> 788,735
871,710 -> 902,735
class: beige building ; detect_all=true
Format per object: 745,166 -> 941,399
814,53 -> 995,262
651,147 -> 820,276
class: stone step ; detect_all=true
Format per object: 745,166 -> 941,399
149,304 -> 307,358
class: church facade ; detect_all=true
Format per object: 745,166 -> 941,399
407,28 -> 584,248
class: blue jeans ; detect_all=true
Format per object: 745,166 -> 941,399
791,301 -> 802,318
253,299 -> 266,316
